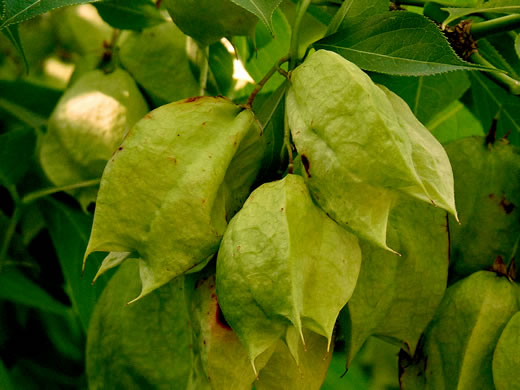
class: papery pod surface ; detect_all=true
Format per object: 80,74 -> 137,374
54,4 -> 112,56
86,259 -> 199,389
85,96 -> 264,298
190,273 -> 273,390
492,311 -> 520,390
286,49 -> 456,250
400,271 -> 520,390
163,0 -> 258,45
340,196 -> 449,366
445,137 -> 520,280
118,22 -> 199,106
255,328 -> 333,390
216,174 -> 361,363
39,68 -> 148,209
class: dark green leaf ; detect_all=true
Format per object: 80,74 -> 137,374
0,0 -> 98,30
1,24 -> 27,70
41,199 -> 110,332
469,72 -> 520,145
371,71 -> 470,124
0,359 -> 13,390
95,0 -> 165,30
339,0 -> 387,23
208,41 -> 234,96
0,79 -> 61,117
0,267 -> 70,315
0,127 -> 36,186
229,0 -> 282,33
479,38 -> 519,78
315,11 -> 492,75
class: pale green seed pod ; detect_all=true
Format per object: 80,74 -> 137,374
217,174 -> 361,365
163,0 -> 258,45
286,49 -> 457,251
39,68 -> 149,209
493,312 -> 520,390
84,96 -> 264,298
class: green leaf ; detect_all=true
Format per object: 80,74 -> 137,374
444,137 -> 520,280
85,97 -> 264,298
1,24 -> 27,70
341,196 -> 449,366
0,359 -> 13,390
208,41 -> 234,96
469,72 -> 520,145
0,79 -> 62,118
39,68 -> 148,210
314,11 -> 491,76
235,8 -> 290,94
492,312 -> 520,390
229,0 -> 282,32
516,33 -> 520,57
479,38 -> 519,79
427,100 -> 485,144
217,174 -> 361,363
41,199 -> 111,332
0,267 -> 70,315
286,50 -> 457,249
0,127 -> 35,187
0,0 -> 98,30
94,0 -> 165,30
118,22 -> 199,107
400,271 -> 520,390
442,0 -> 520,26
371,71 -> 470,124
87,260 -> 197,389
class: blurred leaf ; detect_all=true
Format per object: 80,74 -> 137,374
469,71 -> 520,145
95,0 -> 166,30
479,38 -> 519,78
516,33 -> 520,56
371,71 -> 470,124
0,267 -> 70,315
315,12 -> 492,75
41,199 -> 111,332
321,351 -> 370,390
442,0 -> 520,26
229,0 -> 282,33
0,127 -> 36,186
208,41 -> 234,96
19,202 -> 45,245
40,311 -> 83,361
0,359 -> 14,390
0,79 -> 62,118
1,24 -> 27,70
0,0 -> 98,29
427,100 -> 485,144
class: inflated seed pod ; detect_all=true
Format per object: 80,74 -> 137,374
400,271 -> 520,390
493,311 -> 520,390
216,174 -> 361,365
286,49 -> 457,251
39,68 -> 148,209
84,96 -> 264,298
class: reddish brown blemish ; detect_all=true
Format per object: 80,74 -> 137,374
167,157 -> 177,164
489,193 -> 495,199
301,154 -> 311,177
202,199 -> 206,204
499,197 -> 515,214
202,122 -> 207,126
118,146 -> 123,151
145,113 -> 153,119
184,96 -> 204,103
237,245 -> 241,252
216,303 -> 231,330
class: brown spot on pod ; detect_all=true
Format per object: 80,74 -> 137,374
301,154 -> 311,177
216,303 -> 231,330
499,197 -> 515,214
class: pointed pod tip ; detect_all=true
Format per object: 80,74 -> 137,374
251,360 -> 258,379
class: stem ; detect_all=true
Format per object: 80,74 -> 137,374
21,179 -> 101,205
245,57 -> 289,108
471,14 -> 520,39
289,0 -> 312,71
470,52 -> 520,95
325,0 -> 353,36
283,94 -> 294,174
0,206 -> 22,273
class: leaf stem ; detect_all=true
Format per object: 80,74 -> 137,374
325,0 -> 353,36
470,52 -> 520,95
471,14 -> 520,39
289,0 -> 313,71
245,56 -> 289,108
0,206 -> 22,273
21,179 -> 101,205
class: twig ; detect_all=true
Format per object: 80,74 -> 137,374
245,56 -> 289,108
